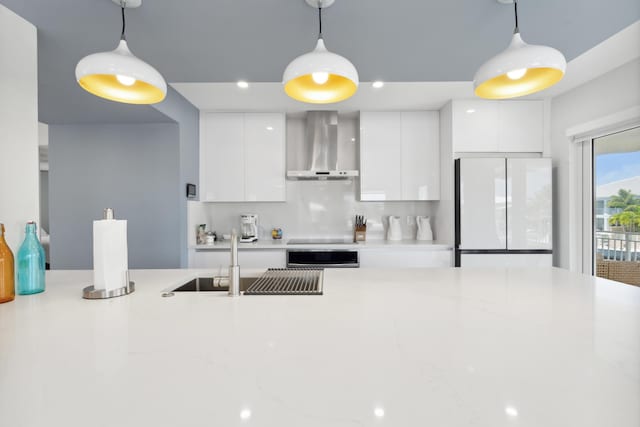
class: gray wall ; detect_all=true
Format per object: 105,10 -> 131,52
48,123 -> 181,269
153,87 -> 199,267
39,171 -> 49,232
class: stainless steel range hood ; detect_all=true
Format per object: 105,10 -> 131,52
287,111 -> 359,180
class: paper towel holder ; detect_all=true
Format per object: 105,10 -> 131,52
83,271 -> 135,300
83,208 -> 135,299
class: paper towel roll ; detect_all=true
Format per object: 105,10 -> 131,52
93,219 -> 128,291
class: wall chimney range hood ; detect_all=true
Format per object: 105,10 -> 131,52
287,111 -> 359,180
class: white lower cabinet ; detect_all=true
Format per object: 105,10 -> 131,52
190,248 -> 452,269
460,253 -> 552,268
190,250 -> 286,269
359,249 -> 452,268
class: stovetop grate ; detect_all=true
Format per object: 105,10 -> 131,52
244,268 -> 323,295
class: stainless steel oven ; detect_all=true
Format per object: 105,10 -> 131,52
286,249 -> 359,268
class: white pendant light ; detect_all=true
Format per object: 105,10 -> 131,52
283,0 -> 359,104
75,0 -> 167,104
474,0 -> 566,99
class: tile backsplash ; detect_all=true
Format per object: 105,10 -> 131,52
188,180 -> 438,245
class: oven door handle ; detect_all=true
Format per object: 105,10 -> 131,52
287,262 -> 360,269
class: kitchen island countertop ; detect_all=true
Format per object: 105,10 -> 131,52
1,267 -> 638,426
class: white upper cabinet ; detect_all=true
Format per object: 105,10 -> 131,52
451,100 -> 544,153
200,112 -> 286,202
360,111 -> 440,201
451,100 -> 499,152
360,112 -> 402,201
244,113 -> 286,201
401,111 -> 440,200
201,113 -> 244,201
498,101 -> 544,152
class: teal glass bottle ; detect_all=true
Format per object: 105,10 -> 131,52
17,222 -> 45,295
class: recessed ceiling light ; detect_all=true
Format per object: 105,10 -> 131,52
266,126 -> 274,131
374,407 -> 385,418
372,81 -> 384,89
466,109 -> 476,114
237,81 -> 249,89
351,137 -> 356,142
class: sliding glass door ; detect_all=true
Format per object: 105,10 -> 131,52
593,126 -> 640,286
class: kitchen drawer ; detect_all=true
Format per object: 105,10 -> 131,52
359,249 -> 452,268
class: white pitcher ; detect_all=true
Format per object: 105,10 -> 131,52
387,216 -> 402,241
416,216 -> 433,241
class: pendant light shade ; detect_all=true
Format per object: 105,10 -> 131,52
474,0 -> 566,99
283,0 -> 359,104
75,1 -> 166,104
283,38 -> 359,104
76,40 -> 167,104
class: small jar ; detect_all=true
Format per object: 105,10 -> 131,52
205,232 -> 215,245
271,228 -> 283,240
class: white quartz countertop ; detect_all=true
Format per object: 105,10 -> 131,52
1,267 -> 639,426
191,239 -> 452,250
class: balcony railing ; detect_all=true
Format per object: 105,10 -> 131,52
595,231 -> 640,261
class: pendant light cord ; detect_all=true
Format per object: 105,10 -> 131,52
513,0 -> 519,33
318,6 -> 323,39
120,0 -> 127,40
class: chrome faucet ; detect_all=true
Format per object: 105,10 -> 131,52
228,229 -> 240,296
213,229 -> 241,296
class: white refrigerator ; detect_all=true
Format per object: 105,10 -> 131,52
454,158 -> 553,267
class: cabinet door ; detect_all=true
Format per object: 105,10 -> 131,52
452,100 -> 499,152
401,111 -> 440,200
200,113 -> 244,201
507,158 -> 552,250
460,253 -> 552,267
190,250 -> 285,269
238,250 -> 286,268
244,113 -> 286,201
458,158 -> 507,250
360,249 -> 452,268
498,101 -> 544,152
360,112 -> 402,201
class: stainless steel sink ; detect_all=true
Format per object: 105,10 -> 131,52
171,277 -> 258,292
169,269 -> 323,295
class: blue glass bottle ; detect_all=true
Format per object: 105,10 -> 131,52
17,222 -> 45,295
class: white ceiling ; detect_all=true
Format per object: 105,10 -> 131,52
172,81 -> 474,113
173,21 -> 640,113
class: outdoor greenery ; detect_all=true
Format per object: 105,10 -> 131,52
608,189 -> 640,232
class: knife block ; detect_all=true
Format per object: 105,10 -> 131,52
354,225 -> 367,242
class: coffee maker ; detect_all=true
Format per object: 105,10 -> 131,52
240,214 -> 258,243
